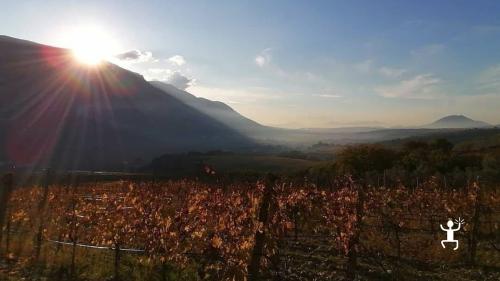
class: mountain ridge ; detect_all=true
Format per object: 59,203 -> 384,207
1,35 -> 497,171
422,115 -> 491,129
149,81 -> 267,137
0,35 -> 255,170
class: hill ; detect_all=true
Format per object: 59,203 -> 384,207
422,115 -> 491,129
150,81 -> 272,138
379,127 -> 500,151
150,82 -> 413,145
0,35 -> 255,170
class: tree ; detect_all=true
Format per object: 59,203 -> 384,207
336,144 -> 397,177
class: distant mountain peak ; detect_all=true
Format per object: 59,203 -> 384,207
424,115 -> 491,129
436,114 -> 468,121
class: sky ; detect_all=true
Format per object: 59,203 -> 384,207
2,0 -> 500,128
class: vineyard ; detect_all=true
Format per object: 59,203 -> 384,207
0,173 -> 499,281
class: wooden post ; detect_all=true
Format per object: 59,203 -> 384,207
33,169 -> 52,263
0,173 -> 14,257
70,240 -> 77,279
395,225 -> 401,260
345,184 -> 365,281
247,174 -> 277,281
114,243 -> 121,281
468,184 -> 481,265
70,187 -> 78,279
5,214 -> 11,255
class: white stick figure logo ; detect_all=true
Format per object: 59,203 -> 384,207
440,217 -> 464,250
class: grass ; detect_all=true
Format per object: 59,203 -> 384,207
205,154 -> 321,173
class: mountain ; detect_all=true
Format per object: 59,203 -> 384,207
0,35 -> 254,170
148,84 -> 397,145
423,115 -> 491,129
150,81 -> 269,138
149,82 -> 360,144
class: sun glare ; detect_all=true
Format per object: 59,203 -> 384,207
59,25 -> 120,66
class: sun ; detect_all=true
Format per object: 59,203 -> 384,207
59,25 -> 120,65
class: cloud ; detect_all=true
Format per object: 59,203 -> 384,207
354,60 -> 406,78
145,68 -> 173,81
253,49 -> 327,86
411,44 -> 445,57
354,59 -> 373,73
115,49 -> 154,63
316,94 -> 342,98
190,85 -> 283,104
378,66 -> 407,78
166,71 -> 195,90
477,64 -> 500,92
168,55 -> 186,66
255,56 -> 267,67
146,69 -> 195,90
255,48 -> 272,67
375,74 -> 441,99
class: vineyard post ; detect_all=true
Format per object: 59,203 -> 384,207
69,183 -> 79,280
247,174 -> 277,281
114,243 -> 121,281
394,223 -> 401,261
429,215 -> 437,240
467,183 -> 481,265
33,168 -> 52,263
0,173 -> 14,258
345,183 -> 365,281
5,211 -> 11,256
293,206 -> 299,240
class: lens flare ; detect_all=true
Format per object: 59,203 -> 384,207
58,24 -> 120,65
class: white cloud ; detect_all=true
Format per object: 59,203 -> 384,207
411,44 -> 445,57
477,64 -> 500,92
255,56 -> 266,67
168,55 -> 186,66
354,59 -> 373,73
255,48 -> 272,67
167,72 -> 195,90
375,74 -> 441,99
115,49 -> 154,63
146,68 -> 172,78
378,66 -> 407,78
145,69 -> 194,90
190,85 -> 282,104
316,94 -> 342,98
354,60 -> 407,78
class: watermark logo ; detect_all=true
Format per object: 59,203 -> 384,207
440,217 -> 465,250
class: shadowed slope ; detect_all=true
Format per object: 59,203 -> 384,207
150,81 -> 276,138
0,35 -> 254,170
